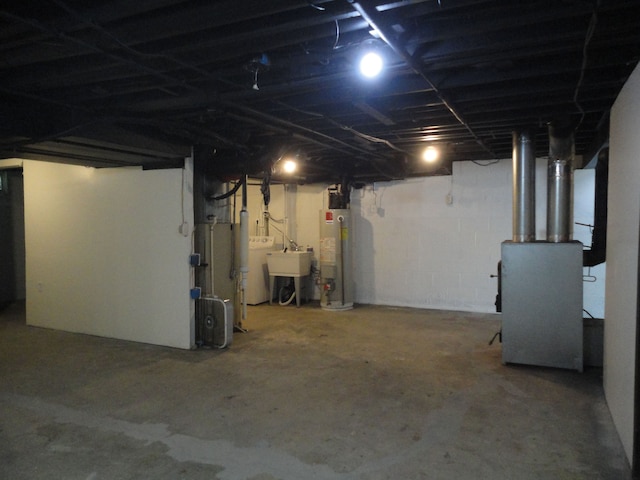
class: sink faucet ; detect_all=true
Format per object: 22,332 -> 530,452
289,239 -> 302,251
265,219 -> 302,251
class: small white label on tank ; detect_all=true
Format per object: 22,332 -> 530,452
320,237 -> 336,263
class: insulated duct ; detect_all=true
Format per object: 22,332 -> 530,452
547,123 -> 575,243
512,130 -> 536,242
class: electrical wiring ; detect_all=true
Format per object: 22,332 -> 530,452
573,9 -> 598,130
272,100 -> 409,155
264,212 -> 285,224
472,159 -> 500,166
209,178 -> 245,201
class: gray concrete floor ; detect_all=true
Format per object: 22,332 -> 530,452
0,300 -> 631,480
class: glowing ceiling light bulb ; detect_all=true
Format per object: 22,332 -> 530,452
422,146 -> 439,163
282,159 -> 297,174
359,52 -> 383,78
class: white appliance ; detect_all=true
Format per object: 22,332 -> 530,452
246,236 -> 276,305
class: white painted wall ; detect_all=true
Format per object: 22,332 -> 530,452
19,160 -> 194,349
353,160 -> 515,312
247,159 -> 602,314
604,62 -> 640,463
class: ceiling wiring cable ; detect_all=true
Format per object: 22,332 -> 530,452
573,8 -> 598,130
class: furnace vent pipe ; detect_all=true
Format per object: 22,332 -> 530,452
547,124 -> 575,243
512,130 -> 536,242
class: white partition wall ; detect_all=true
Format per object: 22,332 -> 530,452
21,160 -> 193,349
605,62 -> 640,464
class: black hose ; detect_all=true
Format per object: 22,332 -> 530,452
209,177 -> 245,201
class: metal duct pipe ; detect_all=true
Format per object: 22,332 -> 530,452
547,124 -> 575,243
512,130 -> 536,242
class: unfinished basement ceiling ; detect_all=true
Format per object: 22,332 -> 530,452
1,0 -> 639,183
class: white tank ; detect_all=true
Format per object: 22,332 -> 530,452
319,209 -> 353,310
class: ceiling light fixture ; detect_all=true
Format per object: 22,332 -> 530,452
359,51 -> 383,78
422,146 -> 439,163
282,159 -> 297,174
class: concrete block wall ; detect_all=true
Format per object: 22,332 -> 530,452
247,158 -> 602,314
248,160 -> 520,312
351,160 -> 513,312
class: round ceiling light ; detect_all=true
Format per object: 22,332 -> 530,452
422,146 -> 439,163
359,52 -> 383,78
282,159 -> 297,174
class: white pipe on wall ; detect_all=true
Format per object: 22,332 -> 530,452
239,211 -> 249,320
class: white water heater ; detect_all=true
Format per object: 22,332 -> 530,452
319,209 -> 353,310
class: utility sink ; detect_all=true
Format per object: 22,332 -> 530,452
266,251 -> 312,277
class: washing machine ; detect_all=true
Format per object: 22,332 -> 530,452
246,236 -> 276,305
